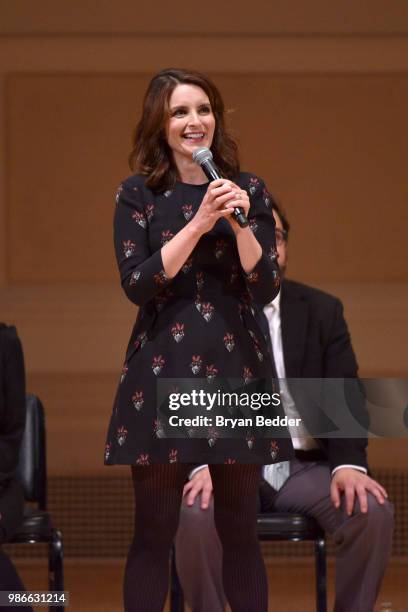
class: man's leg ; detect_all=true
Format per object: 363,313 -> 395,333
265,459 -> 394,612
174,495 -> 227,612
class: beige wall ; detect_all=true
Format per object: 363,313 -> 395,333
0,2 -> 407,474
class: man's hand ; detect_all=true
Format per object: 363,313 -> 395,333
183,467 -> 213,509
330,468 -> 388,516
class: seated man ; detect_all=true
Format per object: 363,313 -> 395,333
0,323 -> 33,612
175,203 -> 394,612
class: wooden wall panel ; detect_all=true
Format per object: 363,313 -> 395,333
7,74 -> 408,283
1,9 -> 407,475
0,76 -> 6,284
6,74 -> 147,282
27,371 -> 118,476
1,282 -> 407,376
1,0 -> 408,35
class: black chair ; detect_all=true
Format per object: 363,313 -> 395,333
10,394 -> 64,611
170,512 -> 327,612
257,513 -> 327,612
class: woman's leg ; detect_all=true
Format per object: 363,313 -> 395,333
209,464 -> 267,612
124,463 -> 190,612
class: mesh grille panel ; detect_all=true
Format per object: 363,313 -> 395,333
5,468 -> 407,559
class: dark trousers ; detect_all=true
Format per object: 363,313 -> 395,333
175,459 -> 394,612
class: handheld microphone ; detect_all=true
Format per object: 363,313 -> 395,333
192,147 -> 249,228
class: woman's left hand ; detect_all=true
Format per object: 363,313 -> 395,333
223,183 -> 250,234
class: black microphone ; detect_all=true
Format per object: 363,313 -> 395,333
192,147 -> 249,228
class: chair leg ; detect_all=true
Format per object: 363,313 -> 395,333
49,529 -> 65,612
170,546 -> 184,612
314,537 -> 327,612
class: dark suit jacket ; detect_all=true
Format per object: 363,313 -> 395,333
0,324 -> 26,542
257,279 -> 368,472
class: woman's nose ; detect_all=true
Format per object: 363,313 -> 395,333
187,110 -> 201,126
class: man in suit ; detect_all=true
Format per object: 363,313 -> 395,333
174,203 -> 394,612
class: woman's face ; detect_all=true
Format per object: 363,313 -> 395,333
165,84 -> 216,168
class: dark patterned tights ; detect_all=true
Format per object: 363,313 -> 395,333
124,463 -> 267,612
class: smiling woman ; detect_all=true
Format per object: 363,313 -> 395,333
165,84 -> 216,173
105,68 -> 290,612
128,68 -> 239,192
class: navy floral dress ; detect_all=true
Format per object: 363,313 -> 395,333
104,173 -> 294,466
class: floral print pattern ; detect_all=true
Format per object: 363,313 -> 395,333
104,172 -> 289,466
190,355 -> 203,375
182,204 -> 194,220
152,355 -> 165,376
123,240 -> 135,258
223,333 -> 235,352
171,323 -> 185,342
182,257 -> 193,273
132,391 -> 144,411
145,203 -> 154,222
132,211 -> 147,228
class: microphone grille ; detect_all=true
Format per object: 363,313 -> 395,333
192,147 -> 213,165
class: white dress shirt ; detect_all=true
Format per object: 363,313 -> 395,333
263,293 -> 318,451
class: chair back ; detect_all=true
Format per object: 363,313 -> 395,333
16,394 -> 47,509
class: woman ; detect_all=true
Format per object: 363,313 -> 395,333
104,68 -> 292,611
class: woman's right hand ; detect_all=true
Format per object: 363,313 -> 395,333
189,179 -> 238,236
161,179 -> 239,279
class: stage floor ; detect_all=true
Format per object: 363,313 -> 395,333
15,558 -> 407,612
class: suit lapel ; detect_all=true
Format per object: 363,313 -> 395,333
253,307 -> 273,357
280,281 -> 333,453
280,280 -> 309,377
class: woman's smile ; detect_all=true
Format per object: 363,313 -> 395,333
166,83 -> 215,166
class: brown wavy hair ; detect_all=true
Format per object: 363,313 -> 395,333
128,68 -> 240,192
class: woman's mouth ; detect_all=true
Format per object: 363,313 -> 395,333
183,132 -> 205,142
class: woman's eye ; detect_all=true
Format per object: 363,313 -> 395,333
171,105 -> 211,117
